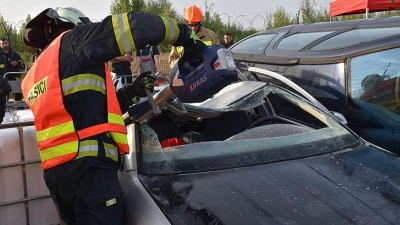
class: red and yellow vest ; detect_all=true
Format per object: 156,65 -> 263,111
21,32 -> 129,170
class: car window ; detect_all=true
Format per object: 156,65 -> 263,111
276,31 -> 333,51
349,47 -> 400,121
230,34 -> 276,54
310,27 -> 400,51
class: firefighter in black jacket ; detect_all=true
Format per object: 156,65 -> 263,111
0,38 -> 25,79
21,7 -> 206,225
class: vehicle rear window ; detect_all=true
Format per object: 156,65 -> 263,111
276,31 -> 332,50
310,27 -> 400,51
230,34 -> 276,54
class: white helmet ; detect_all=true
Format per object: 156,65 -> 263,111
54,7 -> 90,26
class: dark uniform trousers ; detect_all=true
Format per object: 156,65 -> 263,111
44,140 -> 124,225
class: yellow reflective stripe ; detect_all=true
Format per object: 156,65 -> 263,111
62,74 -> 106,96
75,140 -> 98,159
36,121 -> 75,142
106,198 -> 117,206
40,141 -> 78,161
112,14 -> 136,54
161,17 -> 179,44
203,40 -> 213,46
112,15 -> 124,54
110,132 -> 128,145
0,64 -> 4,68
177,46 -> 183,54
108,113 -> 125,126
104,143 -> 118,161
177,40 -> 210,53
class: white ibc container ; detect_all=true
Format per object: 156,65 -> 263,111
23,126 -> 40,161
0,127 -> 21,164
0,127 -> 24,204
0,126 -> 25,225
0,203 -> 26,225
0,124 -> 58,225
29,198 -> 58,225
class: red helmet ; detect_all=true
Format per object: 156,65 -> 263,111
184,5 -> 203,23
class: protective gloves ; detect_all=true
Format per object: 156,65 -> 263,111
116,71 -> 156,114
179,39 -> 207,71
174,24 -> 207,70
133,71 -> 157,94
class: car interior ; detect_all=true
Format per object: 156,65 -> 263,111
137,81 -> 330,153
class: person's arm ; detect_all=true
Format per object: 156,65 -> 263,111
132,56 -> 141,74
11,51 -> 25,70
154,54 -> 161,73
110,53 -> 132,63
153,46 -> 162,73
71,12 -> 193,66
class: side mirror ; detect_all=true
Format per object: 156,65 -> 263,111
331,111 -> 348,125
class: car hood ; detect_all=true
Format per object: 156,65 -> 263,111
140,145 -> 400,225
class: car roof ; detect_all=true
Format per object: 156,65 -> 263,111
231,16 -> 400,65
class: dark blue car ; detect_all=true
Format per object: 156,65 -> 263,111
119,74 -> 400,224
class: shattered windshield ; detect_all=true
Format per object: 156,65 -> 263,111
137,83 -> 359,175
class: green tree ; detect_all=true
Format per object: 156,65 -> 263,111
110,0 -> 137,14
300,0 -> 329,23
0,15 -> 34,66
199,2 -> 257,44
266,6 -> 294,29
144,0 -> 179,17
111,0 -> 178,18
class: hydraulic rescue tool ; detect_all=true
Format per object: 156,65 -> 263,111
123,44 -> 238,124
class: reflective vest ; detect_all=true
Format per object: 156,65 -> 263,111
21,32 -> 129,170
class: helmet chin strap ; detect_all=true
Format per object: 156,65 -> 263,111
43,19 -> 73,47
43,20 -> 55,43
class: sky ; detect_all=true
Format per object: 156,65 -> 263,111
1,0 -> 331,29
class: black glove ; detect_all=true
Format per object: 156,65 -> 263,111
132,71 -> 157,96
179,39 -> 207,70
116,71 -> 156,114
174,24 -> 207,70
173,24 -> 196,47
